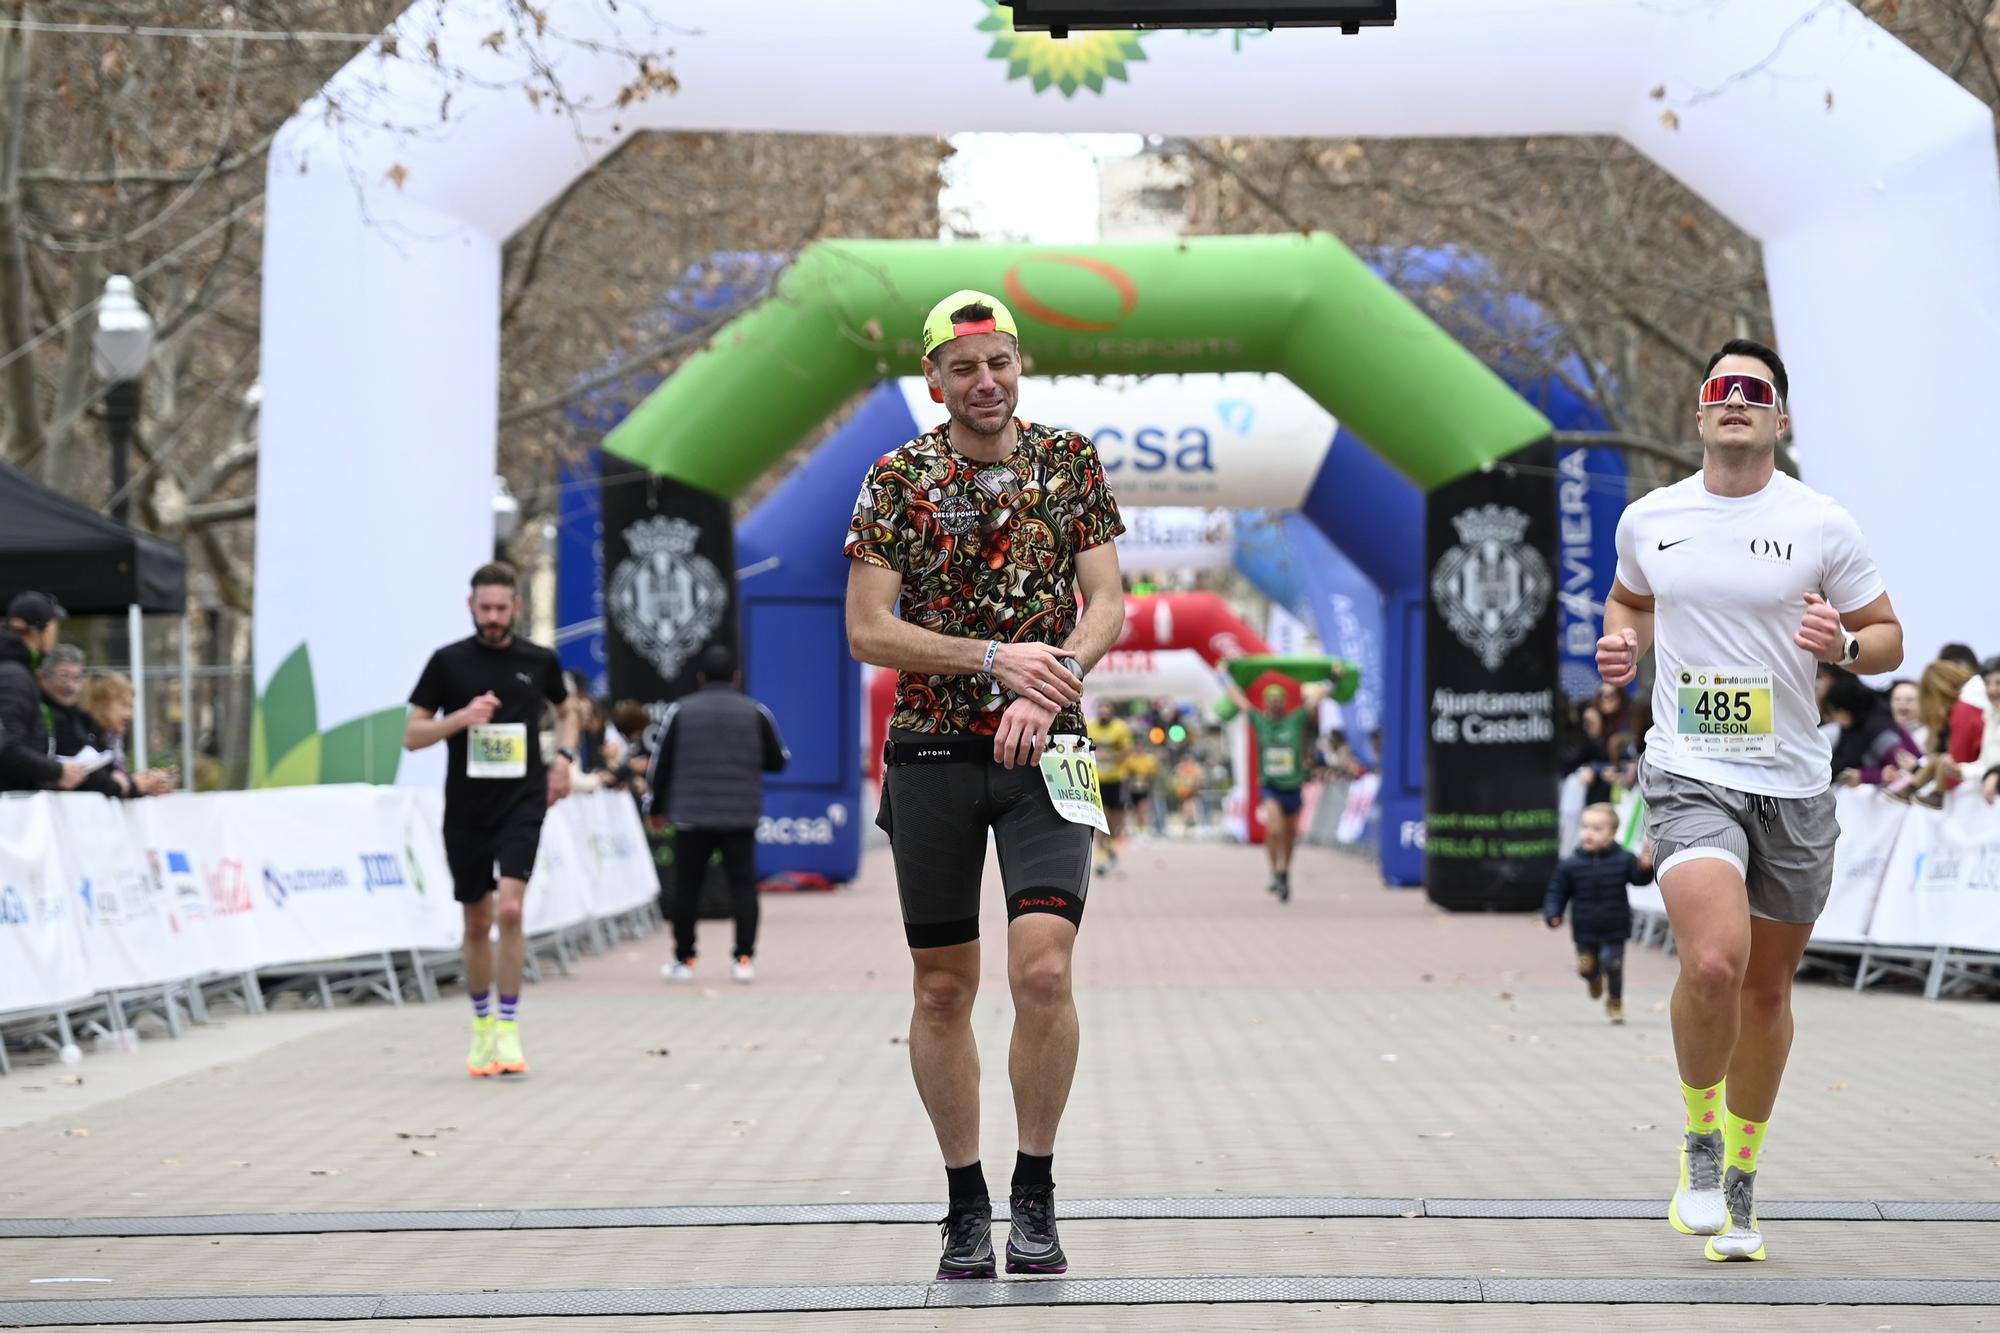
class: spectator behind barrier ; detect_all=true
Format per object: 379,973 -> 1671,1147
0,592 -> 88,793
1888,678 -> 1924,752
60,664 -> 176,797
1827,674 -> 1917,789
1891,659 -> 1983,808
1973,658 -> 2000,805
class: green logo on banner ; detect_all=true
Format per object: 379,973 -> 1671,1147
977,0 -> 1148,97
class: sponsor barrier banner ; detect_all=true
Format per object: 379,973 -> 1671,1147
1865,787 -> 2000,952
1814,787 -> 1911,944
0,796 -> 95,1012
51,793 -> 189,991
1,788 -> 656,1019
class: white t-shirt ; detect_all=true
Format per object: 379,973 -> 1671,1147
1615,470 -> 1884,798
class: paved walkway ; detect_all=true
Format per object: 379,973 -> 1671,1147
3,838 -> 1998,1330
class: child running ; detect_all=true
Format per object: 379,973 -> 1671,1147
1544,802 -> 1654,1023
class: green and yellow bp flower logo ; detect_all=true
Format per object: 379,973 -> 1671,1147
977,1 -> 1149,98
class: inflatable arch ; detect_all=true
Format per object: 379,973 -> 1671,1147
257,0 -> 1998,899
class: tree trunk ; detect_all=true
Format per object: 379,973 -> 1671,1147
0,8 -> 44,465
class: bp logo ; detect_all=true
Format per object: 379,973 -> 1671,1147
1430,504 -> 1552,673
977,0 -> 1148,97
609,516 -> 728,683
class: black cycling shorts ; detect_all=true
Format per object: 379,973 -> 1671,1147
443,795 -> 546,903
1098,779 -> 1127,813
876,730 -> 1092,950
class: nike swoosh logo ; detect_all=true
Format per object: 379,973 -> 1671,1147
1658,538 -> 1691,550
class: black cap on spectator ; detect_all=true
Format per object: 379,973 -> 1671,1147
6,591 -> 67,627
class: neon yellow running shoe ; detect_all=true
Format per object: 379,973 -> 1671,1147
492,1019 -> 528,1076
1704,1166 -> 1767,1262
466,1016 -> 498,1078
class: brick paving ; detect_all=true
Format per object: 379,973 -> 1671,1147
4,837 -> 1998,1329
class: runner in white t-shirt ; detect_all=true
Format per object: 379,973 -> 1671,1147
1598,339 -> 1903,1264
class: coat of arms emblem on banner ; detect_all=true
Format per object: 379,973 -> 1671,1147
1430,504 -> 1552,673
609,516 -> 728,682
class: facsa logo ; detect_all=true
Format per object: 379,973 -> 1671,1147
1092,426 -> 1215,475
757,805 -> 850,846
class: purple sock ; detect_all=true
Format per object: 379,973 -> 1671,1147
498,993 -> 518,1023
470,989 -> 491,1019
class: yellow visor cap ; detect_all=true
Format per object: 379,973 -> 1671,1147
921,289 -> 1019,358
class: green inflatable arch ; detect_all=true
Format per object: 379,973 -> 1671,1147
602,234 -> 1552,491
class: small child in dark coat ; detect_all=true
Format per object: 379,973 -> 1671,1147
1545,802 -> 1654,1023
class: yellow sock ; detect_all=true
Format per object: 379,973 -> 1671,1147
1681,1078 -> 1724,1134
1725,1109 -> 1767,1173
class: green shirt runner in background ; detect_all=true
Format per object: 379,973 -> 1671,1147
1249,708 -> 1314,791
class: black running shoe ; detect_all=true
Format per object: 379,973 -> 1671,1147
1276,871 -> 1291,904
1005,1185 -> 1068,1275
936,1198 -> 996,1280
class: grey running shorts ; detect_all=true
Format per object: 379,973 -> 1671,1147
1639,758 -> 1839,924
876,729 -> 1093,949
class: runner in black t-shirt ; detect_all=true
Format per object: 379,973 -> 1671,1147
405,562 -> 575,1078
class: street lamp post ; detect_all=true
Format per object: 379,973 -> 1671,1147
92,276 -> 155,529
92,276 -> 156,767
493,474 -> 521,564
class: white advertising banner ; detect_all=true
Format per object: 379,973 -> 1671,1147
1813,787 -> 1912,945
898,375 -> 1336,510
1114,506 -> 1236,572
1080,649 -> 1226,709
51,793 -> 190,991
1864,788 -> 2000,953
124,793 -> 263,976
0,796 -> 94,1013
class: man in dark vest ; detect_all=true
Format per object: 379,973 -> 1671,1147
646,643 -> 788,984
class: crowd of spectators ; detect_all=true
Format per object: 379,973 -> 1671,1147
0,590 -> 176,798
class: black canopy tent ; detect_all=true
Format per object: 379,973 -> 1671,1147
0,459 -> 191,780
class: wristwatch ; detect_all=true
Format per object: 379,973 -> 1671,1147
1057,656 -> 1085,685
556,746 -> 578,763
1840,630 -> 1861,666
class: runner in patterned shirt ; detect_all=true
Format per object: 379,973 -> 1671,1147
1599,338 -> 1901,1264
846,289 -> 1124,1283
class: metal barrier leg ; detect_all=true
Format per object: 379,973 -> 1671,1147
1924,945 -> 1948,1001
1854,947 -> 1874,992
185,978 -> 209,1024
382,954 -> 404,1007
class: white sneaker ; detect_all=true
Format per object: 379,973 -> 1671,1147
1704,1166 -> 1767,1261
1670,1130 -> 1727,1236
732,956 -> 755,984
660,960 -> 695,984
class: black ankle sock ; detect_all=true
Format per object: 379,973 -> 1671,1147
946,1161 -> 988,1205
1012,1151 -> 1053,1194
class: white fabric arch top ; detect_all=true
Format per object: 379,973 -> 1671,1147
260,0 -> 2000,774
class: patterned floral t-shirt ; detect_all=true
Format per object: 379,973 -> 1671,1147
844,420 -> 1125,736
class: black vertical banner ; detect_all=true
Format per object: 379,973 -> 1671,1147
602,454 -> 740,707
1424,438 -> 1561,911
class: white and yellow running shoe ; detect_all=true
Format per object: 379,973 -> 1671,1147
1704,1166 -> 1767,1262
466,1016 -> 498,1078
1670,1129 -> 1727,1235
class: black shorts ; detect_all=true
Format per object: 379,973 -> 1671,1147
877,731 -> 1093,950
1099,779 -> 1127,813
1264,786 -> 1304,817
443,796 -> 547,903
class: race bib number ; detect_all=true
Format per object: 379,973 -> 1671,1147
467,723 -> 528,779
1676,667 -> 1775,760
1039,736 -> 1108,834
1264,747 -> 1298,779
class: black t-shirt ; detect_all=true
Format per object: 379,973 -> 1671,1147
409,635 -> 568,825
